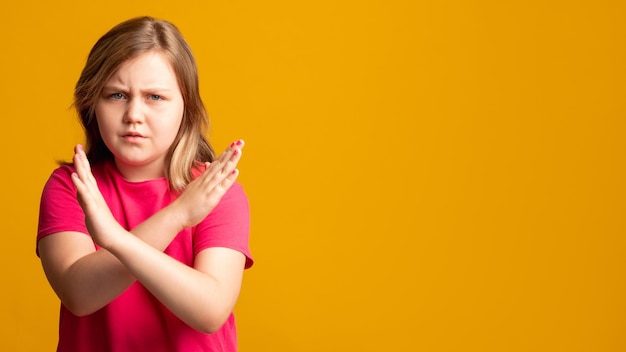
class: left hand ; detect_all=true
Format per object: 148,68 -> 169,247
170,140 -> 244,229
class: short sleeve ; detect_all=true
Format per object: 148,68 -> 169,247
193,182 -> 253,269
37,166 -> 88,256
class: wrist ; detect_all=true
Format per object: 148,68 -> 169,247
165,199 -> 189,231
100,224 -> 132,254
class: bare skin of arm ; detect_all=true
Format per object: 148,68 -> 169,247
39,142 -> 246,330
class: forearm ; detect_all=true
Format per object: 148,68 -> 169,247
108,232 -> 243,333
51,205 -> 185,316
56,141 -> 244,318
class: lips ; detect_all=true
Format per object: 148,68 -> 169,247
123,131 -> 145,138
122,131 -> 146,143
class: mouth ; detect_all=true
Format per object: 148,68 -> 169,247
123,131 -> 144,137
122,131 -> 146,137
122,132 -> 146,142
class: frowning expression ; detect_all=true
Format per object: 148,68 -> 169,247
95,50 -> 184,181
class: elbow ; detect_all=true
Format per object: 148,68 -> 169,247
60,294 -> 100,317
63,303 -> 92,317
198,325 -> 221,335
195,311 -> 232,334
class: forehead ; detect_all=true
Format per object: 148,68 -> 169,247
106,51 -> 179,88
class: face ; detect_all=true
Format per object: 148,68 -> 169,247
95,51 -> 184,181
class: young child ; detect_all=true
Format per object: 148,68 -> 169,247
37,16 -> 253,352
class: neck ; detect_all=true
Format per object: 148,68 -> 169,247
113,159 -> 166,182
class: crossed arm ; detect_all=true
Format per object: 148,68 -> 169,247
38,142 -> 246,334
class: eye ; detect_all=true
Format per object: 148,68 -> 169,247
110,93 -> 125,100
149,94 -> 163,101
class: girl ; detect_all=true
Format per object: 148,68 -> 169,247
37,16 -> 253,352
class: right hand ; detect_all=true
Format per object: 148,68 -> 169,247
172,140 -> 244,229
71,144 -> 127,249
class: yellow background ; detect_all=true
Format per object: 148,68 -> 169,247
1,1 -> 625,351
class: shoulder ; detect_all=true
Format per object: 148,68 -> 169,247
197,181 -> 250,227
195,182 -> 252,268
202,181 -> 249,231
51,164 -> 75,178
44,162 -> 108,191
223,182 -> 247,201
38,166 -> 89,244
189,162 -> 248,203
43,165 -> 75,192
213,182 -> 249,217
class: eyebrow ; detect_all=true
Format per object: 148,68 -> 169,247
102,85 -> 175,92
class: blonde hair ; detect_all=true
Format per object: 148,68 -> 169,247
73,16 -> 215,192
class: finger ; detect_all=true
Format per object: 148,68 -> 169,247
71,172 -> 85,193
212,140 -> 243,171
71,172 -> 90,209
73,148 -> 89,183
196,145 -> 233,182
199,140 -> 244,182
73,145 -> 88,179
209,147 -> 242,182
230,139 -> 245,151
217,139 -> 245,164
72,149 -> 104,215
202,149 -> 243,193
219,140 -> 244,173
74,145 -> 97,186
227,140 -> 245,164
217,140 -> 241,162
215,140 -> 244,178
224,168 -> 240,186
223,148 -> 242,174
210,168 -> 240,200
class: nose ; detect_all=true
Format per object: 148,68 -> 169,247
123,98 -> 144,124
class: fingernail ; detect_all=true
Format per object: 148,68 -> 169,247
78,144 -> 84,151
236,140 -> 242,146
230,142 -> 235,148
233,149 -> 239,156
231,169 -> 238,175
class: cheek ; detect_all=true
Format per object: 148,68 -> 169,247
170,104 -> 185,135
95,114 -> 113,136
94,104 -> 110,129
156,108 -> 184,144
167,116 -> 184,142
94,110 -> 119,145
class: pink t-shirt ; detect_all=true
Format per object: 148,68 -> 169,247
37,160 -> 253,352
